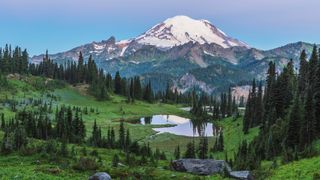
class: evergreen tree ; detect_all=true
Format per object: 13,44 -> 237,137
60,141 -> 69,157
114,71 -> 122,94
301,88 -> 316,146
184,142 -> 196,158
133,76 -> 142,99
313,59 -> 320,136
91,120 -> 101,147
298,50 -> 309,95
118,121 -> 125,150
125,129 -> 131,151
218,131 -> 224,151
255,81 -> 264,125
174,145 -> 180,159
227,87 -> 232,117
198,137 -> 208,159
0,114 -> 5,130
286,96 -> 301,149
112,154 -> 120,167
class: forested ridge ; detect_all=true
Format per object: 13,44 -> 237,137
237,46 -> 320,171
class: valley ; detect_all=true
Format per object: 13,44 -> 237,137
1,4 -> 320,179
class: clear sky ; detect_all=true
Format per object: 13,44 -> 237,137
0,0 -> 319,55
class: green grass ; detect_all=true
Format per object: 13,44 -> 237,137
256,140 -> 320,179
262,156 -> 320,179
4,76 -> 319,179
213,117 -> 259,160
0,136 -> 218,180
53,86 -> 189,141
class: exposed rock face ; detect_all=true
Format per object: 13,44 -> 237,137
89,172 -> 111,180
171,159 -> 231,175
229,171 -> 253,180
171,159 -> 253,179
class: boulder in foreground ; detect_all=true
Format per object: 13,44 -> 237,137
89,172 -> 111,180
229,171 -> 253,180
171,159 -> 231,175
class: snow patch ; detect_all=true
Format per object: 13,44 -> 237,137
203,50 -> 215,57
130,61 -> 140,64
94,44 -> 106,50
120,45 -> 128,56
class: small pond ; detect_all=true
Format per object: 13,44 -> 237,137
139,115 -> 219,137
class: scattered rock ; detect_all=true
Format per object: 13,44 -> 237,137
229,171 -> 253,180
47,167 -> 62,174
171,159 -> 231,175
172,159 -> 253,179
89,172 -> 111,180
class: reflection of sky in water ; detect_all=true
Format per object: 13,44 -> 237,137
140,115 -> 215,137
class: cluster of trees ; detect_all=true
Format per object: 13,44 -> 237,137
243,80 -> 263,134
212,131 -> 224,152
190,88 -> 238,120
88,120 -> 167,161
31,51 -> 158,102
89,120 -> 169,168
0,45 -> 28,74
55,106 -> 86,143
174,133 -> 224,160
0,44 -> 222,106
0,105 -> 86,154
236,46 -> 320,170
0,45 -> 158,102
214,88 -> 238,119
159,82 -> 191,104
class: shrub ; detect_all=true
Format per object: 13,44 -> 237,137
73,157 -> 99,171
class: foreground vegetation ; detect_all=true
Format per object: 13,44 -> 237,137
0,45 -> 319,179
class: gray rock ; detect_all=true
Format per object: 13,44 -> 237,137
171,159 -> 231,175
229,171 -> 253,180
89,172 -> 111,180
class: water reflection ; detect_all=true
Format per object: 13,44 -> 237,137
139,115 -> 217,137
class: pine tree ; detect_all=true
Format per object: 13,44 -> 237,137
301,88 -> 316,146
110,127 -> 115,148
112,154 -> 120,167
118,121 -> 125,150
198,137 -> 208,159
114,71 -> 122,94
0,114 -> 5,130
313,60 -> 320,136
91,120 -> 101,147
298,50 -> 309,95
184,142 -> 196,158
255,81 -> 263,125
13,126 -> 27,150
227,87 -> 232,117
308,45 -> 318,89
174,145 -> 180,159
286,96 -> 301,149
263,62 -> 276,126
125,129 -> 131,151
133,76 -> 142,99
143,81 -> 153,103
60,141 -> 69,157
218,131 -> 224,151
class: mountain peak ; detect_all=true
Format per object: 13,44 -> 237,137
135,15 -> 249,49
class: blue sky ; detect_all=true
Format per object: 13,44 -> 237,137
0,0 -> 319,55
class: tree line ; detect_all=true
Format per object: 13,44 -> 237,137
235,46 -> 320,170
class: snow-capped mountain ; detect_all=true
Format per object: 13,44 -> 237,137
31,15 -> 316,94
32,37 -> 131,64
134,15 -> 248,49
32,15 -> 249,64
